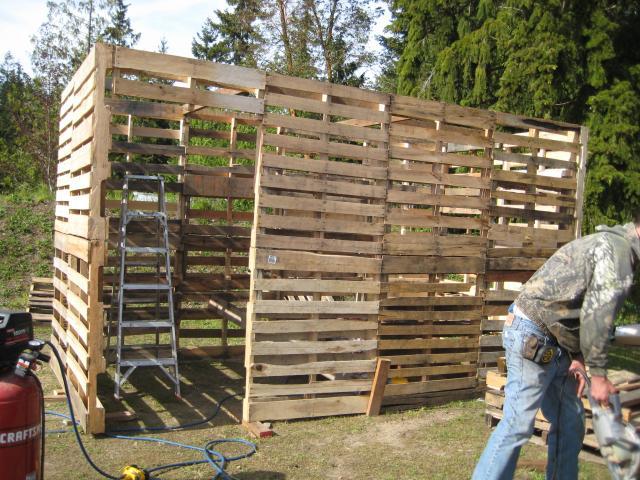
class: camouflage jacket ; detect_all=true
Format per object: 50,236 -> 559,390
515,223 -> 640,377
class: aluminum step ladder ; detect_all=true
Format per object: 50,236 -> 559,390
109,174 -> 180,399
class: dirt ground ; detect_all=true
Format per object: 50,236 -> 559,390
38,350 -> 611,480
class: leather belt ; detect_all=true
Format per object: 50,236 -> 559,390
513,304 -> 555,340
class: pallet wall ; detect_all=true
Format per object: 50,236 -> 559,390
52,44 -> 111,433
480,117 -> 587,376
54,44 -> 587,432
379,98 -> 492,407
244,75 -> 389,421
102,47 -> 264,361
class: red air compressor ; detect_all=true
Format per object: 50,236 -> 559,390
0,311 -> 48,480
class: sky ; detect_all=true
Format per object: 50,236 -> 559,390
0,0 -> 389,76
0,0 -> 225,72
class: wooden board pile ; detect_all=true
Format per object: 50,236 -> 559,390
484,367 -> 640,462
27,277 -> 54,324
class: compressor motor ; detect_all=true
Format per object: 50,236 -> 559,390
0,310 -> 46,480
0,311 -> 34,369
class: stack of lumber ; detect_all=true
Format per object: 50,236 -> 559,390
484,368 -> 640,461
27,277 -> 53,324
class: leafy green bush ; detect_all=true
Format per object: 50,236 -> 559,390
0,192 -> 53,309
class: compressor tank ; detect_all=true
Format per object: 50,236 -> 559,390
0,370 -> 42,480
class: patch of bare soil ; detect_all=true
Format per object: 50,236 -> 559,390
325,407 -> 466,480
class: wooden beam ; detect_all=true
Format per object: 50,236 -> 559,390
366,358 -> 391,416
242,421 -> 274,439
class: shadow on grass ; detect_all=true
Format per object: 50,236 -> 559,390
99,357 -> 246,431
608,346 -> 640,371
234,472 -> 286,479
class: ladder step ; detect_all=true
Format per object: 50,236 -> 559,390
121,320 -> 173,328
124,260 -> 164,266
126,211 -> 166,220
122,283 -> 171,291
115,174 -> 179,399
125,174 -> 163,181
124,247 -> 168,254
120,358 -> 176,367
121,344 -> 171,351
121,297 -> 170,305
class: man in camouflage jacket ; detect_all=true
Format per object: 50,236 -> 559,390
473,216 -> 640,480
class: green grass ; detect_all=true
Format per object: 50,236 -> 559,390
38,366 -> 611,480
32,326 -> 612,480
0,185 -> 625,479
0,190 -> 54,309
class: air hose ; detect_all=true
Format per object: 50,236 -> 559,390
44,340 -> 257,480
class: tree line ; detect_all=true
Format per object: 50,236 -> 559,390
1,0 -> 638,235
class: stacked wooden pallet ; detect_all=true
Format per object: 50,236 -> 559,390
484,368 -> 640,460
27,277 -> 54,324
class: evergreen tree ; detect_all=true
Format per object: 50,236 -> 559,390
0,54 -> 40,191
100,0 -> 140,47
303,0 -> 381,86
28,0 -> 111,190
192,0 -> 265,67
32,0 -> 110,87
261,0 -> 316,78
158,37 -> 169,54
383,0 -> 640,233
392,0 -> 474,99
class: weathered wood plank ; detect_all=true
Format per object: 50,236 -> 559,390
259,193 -> 385,217
379,338 -> 479,350
262,153 -> 387,180
250,379 -> 372,397
252,319 -> 377,334
113,45 -> 266,90
367,358 -> 391,416
114,77 -> 264,114
254,249 -> 380,274
387,188 -> 489,209
263,132 -> 386,162
383,377 -> 477,396
260,172 -> 386,198
251,339 -> 377,355
246,396 -> 368,421
382,256 -> 485,274
265,92 -> 386,123
252,300 -> 379,315
388,166 -> 490,189
493,130 -> 579,153
255,234 -> 382,255
251,359 -> 377,378
254,278 -> 380,294
259,213 -> 385,236
492,169 -> 577,191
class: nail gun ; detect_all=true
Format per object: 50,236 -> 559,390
576,370 -> 640,480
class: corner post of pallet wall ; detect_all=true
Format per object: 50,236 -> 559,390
375,94 -> 392,399
222,115 -> 238,353
86,42 -> 113,433
243,85 -> 266,422
477,117 -> 496,381
574,126 -> 589,238
176,77 -> 196,349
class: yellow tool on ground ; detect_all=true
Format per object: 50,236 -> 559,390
120,465 -> 147,480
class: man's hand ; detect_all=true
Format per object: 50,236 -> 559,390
568,358 -> 587,397
590,375 -> 617,405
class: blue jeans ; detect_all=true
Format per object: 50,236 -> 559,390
472,315 -> 585,480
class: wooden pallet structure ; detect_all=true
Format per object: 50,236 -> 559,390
28,277 -> 54,324
485,369 -> 640,461
51,43 -> 588,433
